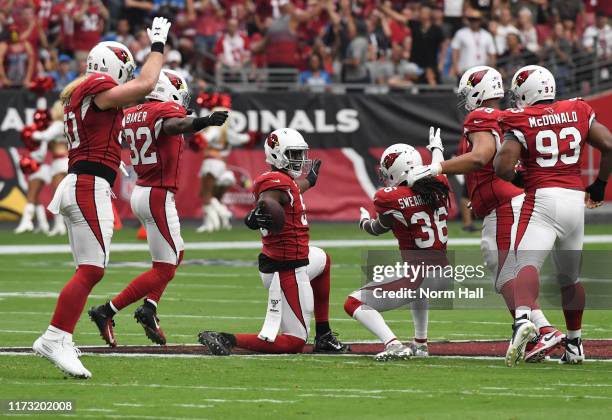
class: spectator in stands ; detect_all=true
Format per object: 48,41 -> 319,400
497,32 -> 538,83
49,54 -> 77,93
517,7 -> 539,53
543,22 -> 574,94
450,9 -> 496,77
366,10 -> 391,58
369,42 -> 418,86
299,52 -> 331,92
114,18 -> 135,46
583,11 -> 612,60
124,0 -> 155,31
0,23 -> 35,87
73,0 -> 109,61
382,2 -> 444,85
492,7 -> 519,55
166,49 -> 192,83
215,17 -> 250,83
342,18 -> 370,85
550,0 -> 584,24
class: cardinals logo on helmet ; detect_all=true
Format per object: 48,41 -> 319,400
266,133 -> 279,149
383,152 -> 400,170
515,69 -> 535,87
107,46 -> 130,64
467,69 -> 488,87
164,71 -> 184,91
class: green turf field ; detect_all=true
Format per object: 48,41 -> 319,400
1,222 -> 612,419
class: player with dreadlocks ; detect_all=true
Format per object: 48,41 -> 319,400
344,128 -> 451,361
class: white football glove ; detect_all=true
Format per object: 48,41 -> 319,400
406,164 -> 442,186
359,207 -> 371,223
426,126 -> 443,152
147,17 -> 171,45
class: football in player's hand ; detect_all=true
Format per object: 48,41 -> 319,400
260,198 -> 285,233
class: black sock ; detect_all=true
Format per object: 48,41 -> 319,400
316,322 -> 331,337
220,332 -> 237,346
143,299 -> 157,312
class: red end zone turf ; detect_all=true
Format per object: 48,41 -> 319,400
3,340 -> 612,359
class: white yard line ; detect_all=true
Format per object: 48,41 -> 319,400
1,235 -> 611,255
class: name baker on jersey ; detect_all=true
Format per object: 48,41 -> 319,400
373,287 -> 484,300
528,111 -> 578,128
125,110 -> 148,124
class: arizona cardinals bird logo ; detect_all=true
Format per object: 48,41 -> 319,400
515,69 -> 535,87
107,46 -> 130,64
467,69 -> 488,87
267,133 -> 279,149
164,71 -> 184,90
383,152 -> 400,170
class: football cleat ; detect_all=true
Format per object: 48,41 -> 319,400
525,327 -> 565,363
313,331 -> 351,353
134,304 -> 166,345
559,337 -> 585,365
408,341 -> 429,357
505,316 -> 537,367
47,223 -> 66,237
14,219 -> 34,234
198,331 -> 233,356
374,342 -> 413,362
88,304 -> 117,347
33,335 -> 91,379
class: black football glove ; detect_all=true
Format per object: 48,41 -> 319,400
244,201 -> 273,230
585,178 -> 607,202
193,111 -> 229,131
511,169 -> 524,188
306,159 -> 322,187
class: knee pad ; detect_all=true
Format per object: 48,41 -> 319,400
344,295 -> 363,317
153,261 -> 177,283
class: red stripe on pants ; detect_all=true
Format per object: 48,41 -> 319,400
514,192 -> 536,251
280,269 -> 306,332
149,188 -> 176,257
75,174 -> 105,256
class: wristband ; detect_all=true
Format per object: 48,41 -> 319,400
430,162 -> 442,176
151,42 -> 164,53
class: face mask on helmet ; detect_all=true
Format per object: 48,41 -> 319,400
284,147 -> 311,178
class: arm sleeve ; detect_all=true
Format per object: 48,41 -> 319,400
360,215 -> 391,236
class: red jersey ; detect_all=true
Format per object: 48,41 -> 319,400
500,99 -> 595,192
72,5 -> 103,52
64,73 -> 123,173
458,107 -> 523,217
374,175 -> 449,251
253,170 -> 309,262
123,101 -> 187,193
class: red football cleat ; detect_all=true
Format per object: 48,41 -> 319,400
525,326 -> 565,362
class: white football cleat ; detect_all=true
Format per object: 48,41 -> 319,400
33,335 -> 91,379
409,341 -> 429,357
559,337 -> 585,365
14,219 -> 34,234
505,316 -> 537,367
47,223 -> 67,237
374,342 -> 413,362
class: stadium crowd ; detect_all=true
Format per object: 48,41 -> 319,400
0,0 -> 610,92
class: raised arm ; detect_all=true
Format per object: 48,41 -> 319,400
94,17 -> 171,110
295,160 -> 322,193
162,111 -> 229,135
585,120 -> 612,207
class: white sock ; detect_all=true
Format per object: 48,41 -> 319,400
530,309 -> 551,330
353,305 -> 397,345
43,325 -> 72,341
411,299 -> 428,342
204,204 -> 220,229
53,214 -> 64,229
567,329 -> 581,339
20,203 -> 35,224
515,306 -> 531,320
109,301 -> 119,313
35,205 -> 49,231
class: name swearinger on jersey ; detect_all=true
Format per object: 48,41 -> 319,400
528,111 -> 578,128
